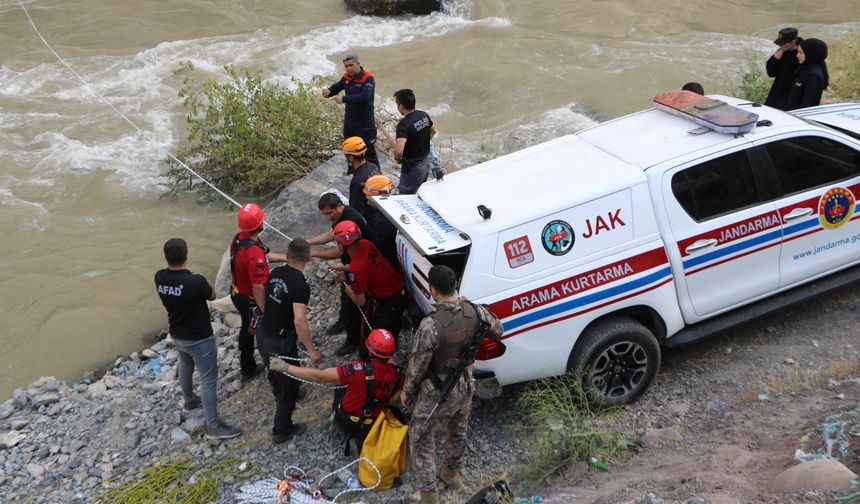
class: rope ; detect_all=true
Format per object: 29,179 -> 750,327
16,0 -> 291,241
269,355 -> 347,390
235,458 -> 381,503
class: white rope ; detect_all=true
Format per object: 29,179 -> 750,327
235,458 -> 381,503
16,0 -> 291,240
270,355 -> 347,389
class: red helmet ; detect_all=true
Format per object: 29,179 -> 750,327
237,203 -> 265,232
366,329 -> 396,359
333,220 -> 361,246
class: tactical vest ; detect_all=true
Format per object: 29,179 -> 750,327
229,232 -> 269,296
429,302 -> 480,382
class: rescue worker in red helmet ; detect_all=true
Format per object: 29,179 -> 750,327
229,203 -> 287,379
270,328 -> 404,449
330,220 -> 405,359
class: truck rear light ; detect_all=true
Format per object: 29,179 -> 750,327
477,337 -> 505,360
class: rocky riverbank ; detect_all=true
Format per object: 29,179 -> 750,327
0,254 -> 530,503
4,155 -> 860,504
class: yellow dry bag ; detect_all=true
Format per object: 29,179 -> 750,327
358,407 -> 408,489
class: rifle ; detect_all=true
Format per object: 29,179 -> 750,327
422,302 -> 490,427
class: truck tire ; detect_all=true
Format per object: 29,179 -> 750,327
568,316 -> 660,407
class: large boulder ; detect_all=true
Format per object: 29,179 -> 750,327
344,0 -> 441,16
769,458 -> 858,493
214,153 -> 398,295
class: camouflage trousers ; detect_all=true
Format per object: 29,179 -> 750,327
407,377 -> 473,492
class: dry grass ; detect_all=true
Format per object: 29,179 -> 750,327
514,374 -> 631,487
740,355 -> 860,403
826,32 -> 860,101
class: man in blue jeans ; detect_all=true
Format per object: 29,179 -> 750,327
155,238 -> 242,439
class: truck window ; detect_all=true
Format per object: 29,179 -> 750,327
762,136 -> 860,197
671,149 -> 763,221
428,246 -> 470,284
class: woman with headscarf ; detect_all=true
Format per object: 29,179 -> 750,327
782,38 -> 829,111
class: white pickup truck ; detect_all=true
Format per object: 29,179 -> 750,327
374,98 -> 860,406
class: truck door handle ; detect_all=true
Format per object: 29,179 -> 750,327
783,208 -> 813,222
685,239 -> 718,254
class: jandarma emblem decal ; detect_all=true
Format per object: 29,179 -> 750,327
819,187 -> 855,230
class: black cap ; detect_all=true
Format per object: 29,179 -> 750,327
774,27 -> 798,45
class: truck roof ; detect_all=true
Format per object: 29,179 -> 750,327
578,95 -> 809,168
417,134 -> 646,237
418,95 -> 810,238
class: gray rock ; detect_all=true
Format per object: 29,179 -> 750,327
69,440 -> 85,453
0,431 -> 26,448
124,432 -> 141,449
35,446 -> 50,459
0,402 -> 14,420
87,381 -> 108,396
32,393 -> 60,408
226,379 -> 242,393
141,383 -> 161,395
170,428 -> 192,444
343,0 -> 441,15
142,348 -> 159,359
705,399 -> 728,411
102,375 -> 121,389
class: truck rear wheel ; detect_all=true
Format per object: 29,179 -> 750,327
568,316 -> 660,407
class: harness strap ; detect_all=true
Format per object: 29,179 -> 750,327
229,232 -> 270,284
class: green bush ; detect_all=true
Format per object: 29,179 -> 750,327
514,374 -> 630,486
164,62 -> 342,198
728,53 -> 771,103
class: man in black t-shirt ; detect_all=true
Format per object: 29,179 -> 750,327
256,238 -> 323,443
307,192 -> 372,354
393,89 -> 436,194
155,238 -> 241,439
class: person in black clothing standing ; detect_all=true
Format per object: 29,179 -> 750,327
256,238 -> 323,444
308,193 -> 373,354
765,27 -> 801,109
155,238 -> 242,439
393,89 -> 436,194
323,53 -> 379,169
783,38 -> 829,111
342,136 -> 380,216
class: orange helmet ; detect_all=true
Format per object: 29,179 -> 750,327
333,220 -> 361,246
237,203 -> 265,232
341,136 -> 367,156
363,174 -> 394,196
366,329 -> 396,359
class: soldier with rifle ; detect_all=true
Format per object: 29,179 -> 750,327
400,265 -> 504,504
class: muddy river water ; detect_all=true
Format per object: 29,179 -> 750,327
0,0 -> 857,398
